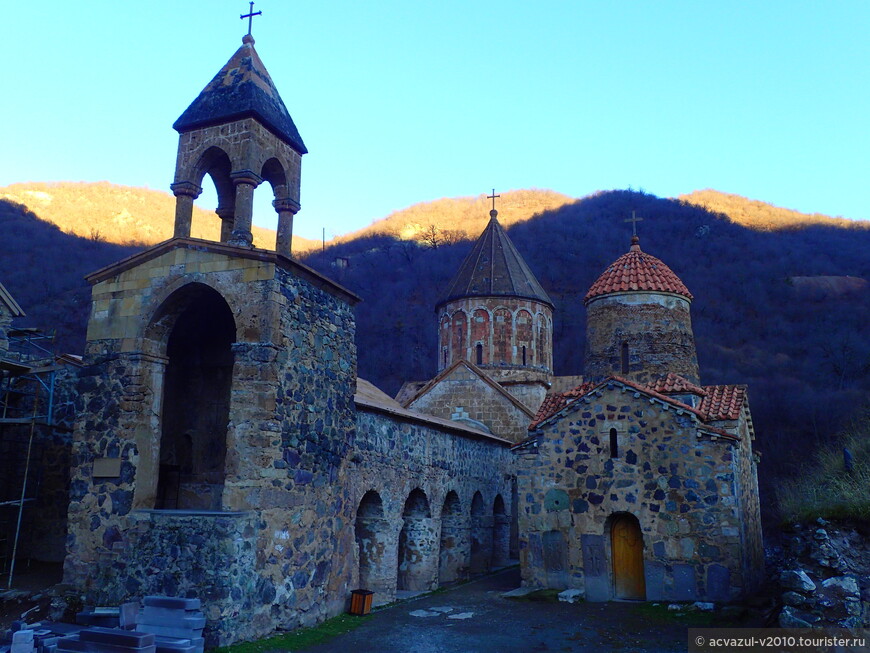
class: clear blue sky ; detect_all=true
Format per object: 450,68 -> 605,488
4,1 -> 867,240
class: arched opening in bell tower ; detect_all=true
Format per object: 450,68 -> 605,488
152,283 -> 236,510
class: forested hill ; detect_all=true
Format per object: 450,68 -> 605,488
0,182 -> 318,252
299,190 -> 870,481
1,186 -> 868,483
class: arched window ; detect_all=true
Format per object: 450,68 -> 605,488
522,345 -> 527,366
610,428 -> 619,458
621,342 -> 629,374
476,343 -> 483,365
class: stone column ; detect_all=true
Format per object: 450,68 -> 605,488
470,515 -> 494,574
228,171 -> 261,248
398,517 -> 440,592
170,181 -> 202,239
356,516 -> 394,604
273,197 -> 300,258
215,206 -> 235,244
438,520 -> 469,584
492,513 -> 511,566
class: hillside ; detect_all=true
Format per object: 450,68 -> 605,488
679,189 -> 866,231
299,189 -> 870,497
333,188 -> 577,245
2,184 -> 869,502
0,182 -> 320,252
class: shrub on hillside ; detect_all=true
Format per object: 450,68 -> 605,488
777,405 -> 870,523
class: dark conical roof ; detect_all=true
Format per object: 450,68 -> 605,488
439,211 -> 553,308
173,35 -> 307,154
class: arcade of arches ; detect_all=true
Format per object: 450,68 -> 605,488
355,486 -> 512,605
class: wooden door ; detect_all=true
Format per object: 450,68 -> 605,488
611,514 -> 646,600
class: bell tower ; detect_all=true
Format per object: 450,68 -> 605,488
170,30 -> 307,256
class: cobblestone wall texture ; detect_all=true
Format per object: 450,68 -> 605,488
517,384 -> 763,602
584,293 -> 700,385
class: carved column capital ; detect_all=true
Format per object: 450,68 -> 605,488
273,197 -> 301,213
170,181 -> 202,198
230,170 -> 263,187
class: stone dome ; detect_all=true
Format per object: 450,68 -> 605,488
584,236 -> 692,304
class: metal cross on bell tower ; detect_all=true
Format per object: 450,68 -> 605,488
241,1 -> 262,36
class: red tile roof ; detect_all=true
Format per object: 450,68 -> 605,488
698,384 -> 747,421
528,376 -> 743,440
584,237 -> 693,304
529,381 -> 598,430
650,373 -> 706,396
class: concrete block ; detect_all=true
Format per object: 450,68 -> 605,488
142,598 -> 201,611
79,628 -> 155,648
134,627 -> 201,640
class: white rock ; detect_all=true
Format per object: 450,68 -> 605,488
667,604 -> 684,611
692,602 -> 715,611
821,576 -> 860,598
780,569 -> 816,593
429,606 -> 454,613
558,589 -> 583,604
448,612 -> 474,619
409,609 -> 440,617
778,606 -> 812,628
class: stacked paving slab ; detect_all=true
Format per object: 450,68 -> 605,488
2,622 -> 86,653
56,628 -> 155,653
135,597 -> 204,653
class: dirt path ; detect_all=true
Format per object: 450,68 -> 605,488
293,567 -> 757,653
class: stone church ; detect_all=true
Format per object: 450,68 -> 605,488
514,235 -> 764,601
40,26 -> 762,648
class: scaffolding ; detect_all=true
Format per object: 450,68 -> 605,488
0,328 -> 64,589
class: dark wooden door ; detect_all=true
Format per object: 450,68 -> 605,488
611,514 -> 646,600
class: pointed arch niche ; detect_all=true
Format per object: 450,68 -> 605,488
145,283 -> 236,511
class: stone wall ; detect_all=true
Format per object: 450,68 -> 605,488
584,293 -> 699,386
777,521 -> 869,628
729,409 -> 765,593
64,241 -> 359,644
87,510 -> 259,648
408,363 -> 536,442
347,408 -> 515,604
517,383 -> 757,602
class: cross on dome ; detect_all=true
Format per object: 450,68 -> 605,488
241,1 -> 262,36
487,189 -> 501,219
624,210 -> 644,249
